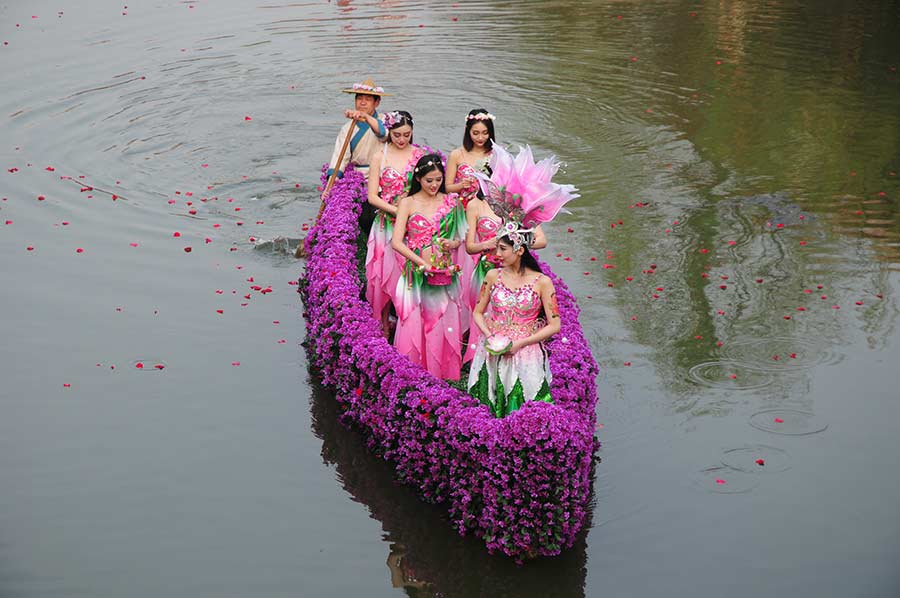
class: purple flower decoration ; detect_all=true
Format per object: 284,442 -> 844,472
299,165 -> 599,560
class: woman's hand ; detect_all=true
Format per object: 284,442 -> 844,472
481,237 -> 498,253
438,238 -> 460,251
508,339 -> 526,355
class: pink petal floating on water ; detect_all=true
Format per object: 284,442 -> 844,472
244,116 -> 252,121
183,247 -> 192,253
75,248 -> 84,253
623,362 -> 632,366
774,417 -> 784,423
135,362 -> 144,369
130,242 -> 138,247
231,361 -> 240,366
715,479 -> 726,485
26,246 -> 34,251
755,459 -> 765,466
63,383 -> 71,388
154,364 -> 165,370
173,231 -> 181,237
216,309 -> 223,314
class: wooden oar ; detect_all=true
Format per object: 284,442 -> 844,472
295,119 -> 358,258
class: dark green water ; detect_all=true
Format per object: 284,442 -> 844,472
1,1 -> 898,596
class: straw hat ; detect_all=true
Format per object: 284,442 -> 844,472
341,78 -> 390,96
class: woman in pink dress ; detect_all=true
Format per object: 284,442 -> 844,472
463,177 -> 546,362
465,143 -> 578,416
365,111 -> 425,337
467,233 -> 560,417
445,109 -> 496,208
391,154 -> 467,380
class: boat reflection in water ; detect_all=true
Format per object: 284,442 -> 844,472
309,381 -> 594,597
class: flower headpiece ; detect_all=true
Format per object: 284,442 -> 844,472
382,111 -> 403,129
467,112 -> 496,122
414,159 -> 438,173
475,144 -> 579,251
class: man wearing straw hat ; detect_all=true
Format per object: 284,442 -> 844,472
326,78 -> 390,181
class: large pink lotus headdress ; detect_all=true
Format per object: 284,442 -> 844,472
475,144 -> 578,249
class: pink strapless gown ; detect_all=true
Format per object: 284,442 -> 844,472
393,194 -> 467,380
466,271 -> 553,417
365,147 -> 424,319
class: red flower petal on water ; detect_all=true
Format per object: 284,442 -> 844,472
799,241 -> 807,246
27,246 -> 34,251
729,374 -> 737,379
232,361 -> 240,366
774,417 -> 784,423
205,237 -> 212,244
135,362 -> 144,369
154,364 -> 165,370
755,278 -> 764,283
625,276 -> 633,281
719,285 -> 727,290
75,247 -> 84,253
789,353 -> 797,359
130,242 -> 138,247
783,315 -> 791,320
183,246 -> 192,252
796,307 -> 806,311
715,479 -> 726,485
832,305 -> 840,309
755,459 -> 765,466
63,383 -> 71,388
4,220 -> 11,225
699,248 -> 709,254
173,231 -> 181,237
855,301 -> 863,306
216,309 -> 223,314
567,228 -> 574,233
623,362 -> 632,366
244,116 -> 252,121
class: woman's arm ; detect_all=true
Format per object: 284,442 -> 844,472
472,270 -> 498,338
390,197 -> 430,269
531,224 -> 548,250
509,276 -> 561,354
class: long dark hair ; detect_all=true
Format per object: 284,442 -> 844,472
497,233 -> 543,274
462,108 -> 496,152
386,110 -> 414,145
408,154 -> 446,196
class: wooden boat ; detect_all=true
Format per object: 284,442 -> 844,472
299,165 -> 599,560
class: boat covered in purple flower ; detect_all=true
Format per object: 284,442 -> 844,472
299,164 -> 599,561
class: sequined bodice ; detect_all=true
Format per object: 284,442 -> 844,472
379,146 -> 423,206
405,194 -> 457,251
487,272 -> 545,339
475,215 -> 501,243
455,162 -> 480,199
